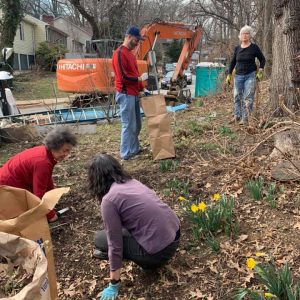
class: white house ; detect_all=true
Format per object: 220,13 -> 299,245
12,15 -> 40,71
0,12 -> 92,71
52,17 -> 92,53
12,14 -> 68,71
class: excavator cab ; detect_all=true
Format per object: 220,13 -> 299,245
89,39 -> 122,58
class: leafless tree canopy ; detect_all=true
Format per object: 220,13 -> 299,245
20,0 -> 299,114
22,0 -> 265,44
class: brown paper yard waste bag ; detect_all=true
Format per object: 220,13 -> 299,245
0,232 -> 50,300
0,186 -> 70,300
141,95 -> 175,160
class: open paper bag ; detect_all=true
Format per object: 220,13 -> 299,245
0,232 -> 50,300
141,95 -> 176,160
0,186 -> 70,300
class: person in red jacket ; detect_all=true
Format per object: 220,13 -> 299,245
112,26 -> 148,161
0,126 -> 77,222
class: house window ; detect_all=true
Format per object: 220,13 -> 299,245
19,23 -> 24,40
47,28 -> 67,47
28,55 -> 35,66
20,54 -> 28,70
86,41 -> 91,53
28,54 -> 35,69
72,40 -> 83,53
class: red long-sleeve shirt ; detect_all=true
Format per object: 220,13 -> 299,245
0,145 -> 56,199
112,45 -> 143,96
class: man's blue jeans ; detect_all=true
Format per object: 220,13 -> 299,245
233,71 -> 256,120
116,92 -> 141,160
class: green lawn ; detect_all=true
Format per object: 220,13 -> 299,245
12,71 -> 71,101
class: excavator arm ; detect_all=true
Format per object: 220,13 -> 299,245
134,21 -> 202,85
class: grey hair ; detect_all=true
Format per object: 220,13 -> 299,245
43,127 -> 77,151
239,25 -> 254,40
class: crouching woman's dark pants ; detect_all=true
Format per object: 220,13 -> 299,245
94,229 -> 180,270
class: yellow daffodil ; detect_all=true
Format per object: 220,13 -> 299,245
264,292 -> 276,298
191,204 -> 199,213
213,193 -> 220,201
178,196 -> 186,201
198,202 -> 206,212
255,252 -> 267,257
246,258 -> 256,270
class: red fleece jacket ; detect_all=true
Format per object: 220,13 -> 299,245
0,145 -> 57,219
112,45 -> 143,96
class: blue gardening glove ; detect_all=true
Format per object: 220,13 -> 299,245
256,69 -> 263,81
100,282 -> 120,300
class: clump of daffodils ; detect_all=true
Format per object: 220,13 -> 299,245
178,193 -> 236,250
233,256 -> 299,299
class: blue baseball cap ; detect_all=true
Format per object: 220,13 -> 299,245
126,26 -> 145,41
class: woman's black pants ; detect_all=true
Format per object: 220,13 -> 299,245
94,229 -> 180,270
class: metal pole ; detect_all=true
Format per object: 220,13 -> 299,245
0,81 -> 9,116
150,34 -> 160,93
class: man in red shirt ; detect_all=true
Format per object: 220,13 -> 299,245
112,26 -> 148,161
0,127 -> 77,222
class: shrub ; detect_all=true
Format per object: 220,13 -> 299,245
36,42 -> 68,71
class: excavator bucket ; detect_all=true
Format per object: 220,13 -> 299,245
165,88 -> 192,105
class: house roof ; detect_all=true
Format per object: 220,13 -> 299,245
54,16 -> 92,36
24,14 -> 48,27
46,24 -> 68,37
23,14 -> 68,37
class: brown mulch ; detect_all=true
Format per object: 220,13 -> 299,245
1,79 -> 299,299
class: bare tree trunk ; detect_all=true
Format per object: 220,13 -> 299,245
254,0 -> 264,49
237,0 -> 244,28
0,0 -> 23,64
263,0 -> 273,77
228,1 -> 234,39
69,0 -> 100,39
52,0 -> 58,16
270,0 -> 300,113
219,22 -> 222,41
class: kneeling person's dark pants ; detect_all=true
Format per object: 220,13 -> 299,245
94,229 -> 180,270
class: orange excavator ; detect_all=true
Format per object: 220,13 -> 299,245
56,20 -> 202,102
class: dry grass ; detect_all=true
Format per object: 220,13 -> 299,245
13,71 -> 70,101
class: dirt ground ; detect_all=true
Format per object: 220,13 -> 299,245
1,80 -> 300,299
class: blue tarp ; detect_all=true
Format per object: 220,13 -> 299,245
0,104 -> 188,125
166,104 -> 187,112
57,104 -> 188,123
